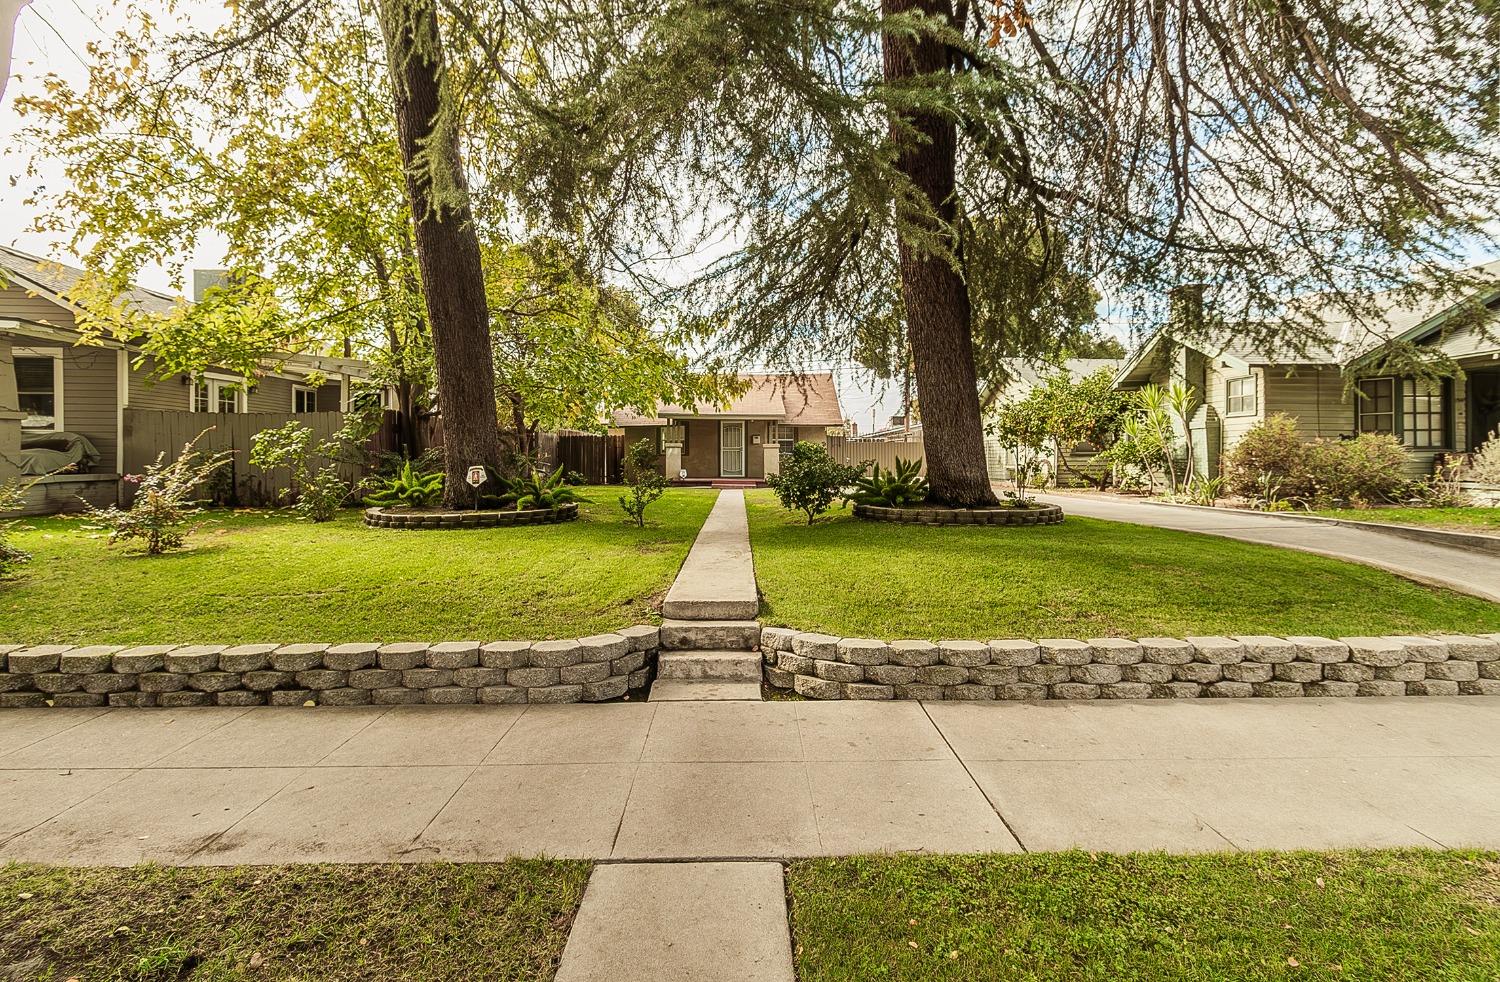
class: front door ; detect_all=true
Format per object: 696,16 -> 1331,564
720,421 -> 745,477
1469,370 -> 1500,452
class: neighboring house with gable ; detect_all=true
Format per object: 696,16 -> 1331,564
612,372 -> 846,484
0,245 -> 380,514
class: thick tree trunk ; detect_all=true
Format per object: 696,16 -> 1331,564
377,0 -> 502,506
882,0 -> 998,507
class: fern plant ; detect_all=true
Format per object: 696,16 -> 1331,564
511,465 -> 588,510
846,457 -> 929,507
363,460 -> 444,508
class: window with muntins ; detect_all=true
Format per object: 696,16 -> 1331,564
293,385 -> 317,413
1401,378 -> 1447,449
1226,376 -> 1256,415
1356,378 -> 1396,434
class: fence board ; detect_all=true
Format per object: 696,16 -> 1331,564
826,436 -> 926,475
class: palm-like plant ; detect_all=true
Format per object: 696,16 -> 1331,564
846,457 -> 929,507
363,460 -> 444,508
510,465 -> 588,510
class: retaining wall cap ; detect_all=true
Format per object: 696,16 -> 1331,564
275,643 -> 330,654
222,643 -> 277,655
481,640 -> 532,652
1434,634 -> 1500,659
379,642 -> 429,653
890,639 -> 937,650
429,641 -> 482,653
327,642 -> 381,654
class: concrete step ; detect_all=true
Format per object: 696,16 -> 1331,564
657,649 -> 763,681
648,679 -> 764,702
661,619 -> 761,651
662,596 -> 760,621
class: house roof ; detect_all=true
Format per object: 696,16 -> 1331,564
0,244 -> 183,317
611,372 -> 845,427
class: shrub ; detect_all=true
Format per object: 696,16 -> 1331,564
766,440 -> 865,524
1223,414 -> 1312,501
1458,429 -> 1500,485
846,457 -> 928,507
363,460 -> 445,508
248,422 -> 349,522
1306,433 -> 1412,505
86,431 -> 233,555
509,465 -> 587,510
0,480 -> 32,577
618,438 -> 667,526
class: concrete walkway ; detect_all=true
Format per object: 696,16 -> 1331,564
661,489 -> 758,621
1040,492 -> 1500,602
2,697 -> 1498,864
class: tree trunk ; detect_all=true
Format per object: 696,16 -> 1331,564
377,0 -> 502,506
882,0 -> 998,507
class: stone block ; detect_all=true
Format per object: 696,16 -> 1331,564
837,638 -> 892,666
628,669 -> 651,689
894,683 -> 944,700
1206,681 -> 1254,698
107,692 -> 157,707
938,640 -> 990,667
378,642 -> 429,670
1139,638 -> 1195,665
1305,681 -> 1358,698
316,687 -> 371,706
1273,662 -> 1323,683
943,684 -> 994,701
846,682 -> 896,700
1324,663 -> 1376,683
323,643 -> 379,671
480,641 -> 532,669
81,672 -> 138,694
59,646 -> 125,674
865,664 -> 918,685
987,639 -> 1041,667
424,641 -> 480,669
0,644 -> 17,672
1374,663 -> 1425,682
0,692 -> 46,707
968,665 -> 1019,686
164,645 -> 224,673
372,687 -> 426,705
32,674 -> 82,694
159,691 -> 212,708
1019,664 -> 1072,686
1342,637 -> 1406,667
889,640 -> 940,667
529,640 -> 583,668
1234,636 -> 1296,664
188,672 -> 243,693
1085,638 -> 1143,665
777,653 -> 815,675
582,676 -> 630,702
242,671 -> 295,691
1151,682 -> 1203,699
1039,639 -> 1092,666
1483,661 -> 1500,680
759,627 -> 798,652
219,644 -> 277,673
1287,636 -> 1349,664
453,667 -> 509,688
295,670 -> 348,690
561,661 -> 612,684
1072,663 -> 1123,685
1186,636 -> 1245,665
215,691 -> 266,707
579,634 -> 630,663
996,683 -> 1049,701
528,684 -> 583,704
1251,681 -> 1305,698
479,685 -> 527,704
113,645 -> 177,673
1357,680 -> 1408,697
269,690 -> 315,706
791,633 -> 840,661
0,673 -> 34,692
50,692 -> 105,708
765,666 -> 795,689
1173,663 -> 1223,684
349,668 -> 403,689
1121,662 -> 1174,683
611,651 -> 647,676
1460,680 -> 1500,695
508,666 -> 561,687
1223,662 -> 1274,683
1051,682 -> 1100,700
916,664 -> 968,686
402,668 -> 454,688
1407,680 -> 1460,696
271,644 -> 328,672
1434,634 -> 1500,661
10,646 -> 70,673
1390,636 -> 1449,663
815,659 -> 864,683
138,672 -> 189,693
1100,681 -> 1153,700
1425,660 -> 1479,682
617,625 -> 661,652
425,686 -> 478,704
794,675 -> 844,699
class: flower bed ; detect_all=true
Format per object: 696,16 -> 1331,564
852,502 -> 1064,526
364,502 -> 580,529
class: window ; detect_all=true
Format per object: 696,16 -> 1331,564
293,385 -> 317,413
1225,376 -> 1256,416
1356,377 -> 1396,434
1401,378 -> 1448,449
190,377 -> 244,413
769,422 -> 797,454
15,348 -> 62,431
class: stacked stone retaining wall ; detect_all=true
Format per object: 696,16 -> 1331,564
760,629 -> 1500,700
0,627 -> 658,708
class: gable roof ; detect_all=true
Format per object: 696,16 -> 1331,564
0,244 -> 183,317
612,372 -> 845,427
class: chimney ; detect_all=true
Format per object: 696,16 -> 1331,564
1168,283 -> 1206,335
192,269 -> 231,302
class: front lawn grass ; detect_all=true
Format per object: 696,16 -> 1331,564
0,488 -> 716,643
0,860 -> 589,981
1304,506 -> 1500,533
788,851 -> 1500,981
747,493 -> 1500,638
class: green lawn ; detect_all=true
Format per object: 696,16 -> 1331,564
0,488 -> 716,644
1304,506 -> 1500,533
788,851 -> 1500,981
746,493 -> 1500,638
0,861 -> 589,981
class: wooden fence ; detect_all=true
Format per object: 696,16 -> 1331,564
369,412 -> 622,484
826,435 -> 927,474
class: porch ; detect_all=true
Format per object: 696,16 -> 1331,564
621,418 -> 807,482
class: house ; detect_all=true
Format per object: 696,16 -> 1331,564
985,357 -> 1125,484
1114,271 -> 1500,479
611,372 -> 846,483
0,245 -> 379,514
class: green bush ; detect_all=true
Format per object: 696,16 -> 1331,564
1307,433 -> 1412,505
618,438 -> 667,526
846,457 -> 928,507
86,431 -> 234,555
509,465 -> 587,510
1223,414 -> 1313,501
0,480 -> 32,576
248,421 -> 349,522
363,459 -> 444,508
766,441 -> 865,524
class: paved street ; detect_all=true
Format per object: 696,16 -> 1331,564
2,697 -> 1497,865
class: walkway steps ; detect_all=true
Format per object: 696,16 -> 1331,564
657,649 -> 763,681
647,679 -> 763,701
660,618 -> 761,651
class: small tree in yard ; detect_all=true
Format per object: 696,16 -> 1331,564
249,422 -> 351,522
87,432 -> 233,555
991,399 -> 1051,502
618,438 -> 667,527
766,441 -> 865,524
0,481 -> 33,577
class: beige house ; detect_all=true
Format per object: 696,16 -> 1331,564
612,373 -> 846,483
0,246 -> 378,513
1115,269 -> 1500,479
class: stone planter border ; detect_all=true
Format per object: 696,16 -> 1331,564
0,627 -> 658,709
852,502 -> 1064,526
364,502 -> 579,529
759,627 -> 1500,701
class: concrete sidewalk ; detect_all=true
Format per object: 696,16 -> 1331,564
2,697 -> 1498,864
1040,492 -> 1500,602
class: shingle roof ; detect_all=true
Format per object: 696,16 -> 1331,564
612,372 -> 845,427
0,244 -> 183,316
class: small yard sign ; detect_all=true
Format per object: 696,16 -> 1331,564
466,465 -> 486,487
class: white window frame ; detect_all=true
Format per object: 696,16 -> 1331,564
292,383 -> 318,413
189,374 -> 247,413
15,346 -> 64,432
768,422 -> 797,452
1225,376 -> 1256,417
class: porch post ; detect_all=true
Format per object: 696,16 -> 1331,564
0,334 -> 25,483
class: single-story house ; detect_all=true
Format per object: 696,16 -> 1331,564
985,357 -> 1125,484
0,245 -> 380,514
1115,269 -> 1500,478
612,372 -> 846,483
